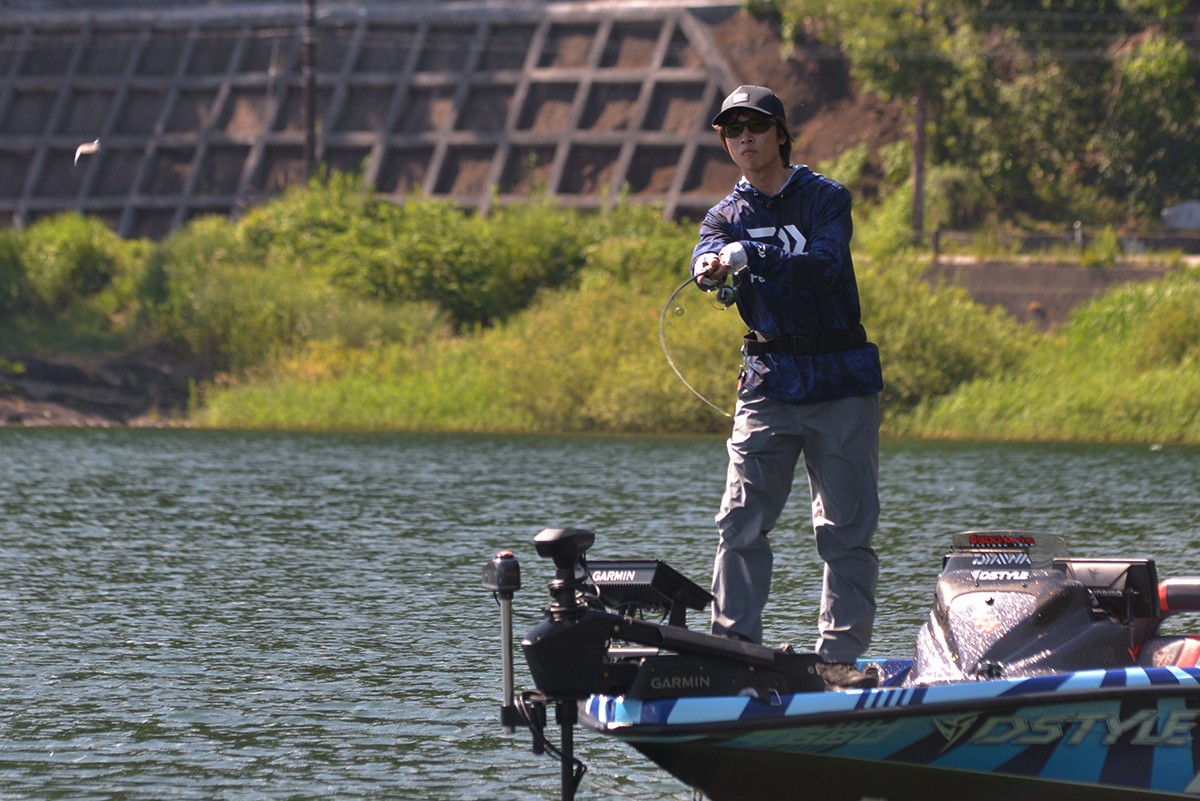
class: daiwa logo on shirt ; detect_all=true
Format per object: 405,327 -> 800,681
748,225 -> 806,255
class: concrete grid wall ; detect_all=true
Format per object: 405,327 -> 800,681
0,1 -> 744,239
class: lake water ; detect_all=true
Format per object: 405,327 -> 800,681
1,430 -> 1199,800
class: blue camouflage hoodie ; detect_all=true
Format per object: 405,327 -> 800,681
691,165 -> 883,405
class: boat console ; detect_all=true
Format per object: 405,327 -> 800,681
1056,557 -> 1160,620
909,531 -> 1161,684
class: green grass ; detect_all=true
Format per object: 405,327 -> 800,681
896,265 -> 1200,442
195,232 -> 1200,442
194,196 -> 1038,435
195,270 -> 748,433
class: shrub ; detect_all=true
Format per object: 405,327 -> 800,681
816,142 -> 870,191
476,199 -> 593,320
1140,286 -> 1200,366
21,213 -> 121,313
238,171 -> 411,296
924,164 -> 995,232
234,174 -> 598,330
585,205 -> 696,289
859,253 -> 1034,421
1080,225 -> 1121,268
0,228 -> 34,317
137,212 -> 455,373
854,182 -> 917,263
193,176 -> 1049,432
139,216 -> 307,371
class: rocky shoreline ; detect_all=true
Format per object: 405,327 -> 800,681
0,355 -> 198,428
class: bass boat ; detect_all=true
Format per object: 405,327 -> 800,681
483,528 -> 1200,800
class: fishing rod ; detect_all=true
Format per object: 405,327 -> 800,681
658,275 -> 737,418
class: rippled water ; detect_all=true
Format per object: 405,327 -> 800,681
1,430 -> 1198,799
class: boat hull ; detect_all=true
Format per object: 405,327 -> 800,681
630,743 -> 1178,801
584,667 -> 1200,800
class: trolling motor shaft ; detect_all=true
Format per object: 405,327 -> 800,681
482,550 -> 521,732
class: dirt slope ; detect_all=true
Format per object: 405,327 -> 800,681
709,12 -> 907,189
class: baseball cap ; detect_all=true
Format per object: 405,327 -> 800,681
711,85 -> 786,126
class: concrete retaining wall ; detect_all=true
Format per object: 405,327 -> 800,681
927,259 -> 1178,328
0,0 -> 748,237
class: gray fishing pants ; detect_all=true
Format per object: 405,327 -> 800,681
710,389 -> 880,663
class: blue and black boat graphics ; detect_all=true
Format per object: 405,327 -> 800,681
585,667 -> 1200,799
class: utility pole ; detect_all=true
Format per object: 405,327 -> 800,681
911,0 -> 927,244
912,79 -> 926,243
301,0 -> 317,180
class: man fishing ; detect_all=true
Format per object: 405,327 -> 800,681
690,85 -> 883,691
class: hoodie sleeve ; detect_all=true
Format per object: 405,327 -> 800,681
690,203 -> 739,274
742,185 -> 853,292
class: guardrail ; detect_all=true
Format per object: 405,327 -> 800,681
932,228 -> 1200,257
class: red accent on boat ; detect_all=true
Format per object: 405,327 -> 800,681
1161,581 -> 1171,612
1178,638 -> 1200,668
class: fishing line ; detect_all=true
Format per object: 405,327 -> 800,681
658,277 -> 734,418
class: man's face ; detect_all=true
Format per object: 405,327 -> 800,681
721,110 -> 785,175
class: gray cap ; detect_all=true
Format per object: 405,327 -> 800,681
712,85 -> 786,126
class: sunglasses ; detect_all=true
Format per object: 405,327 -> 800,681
720,118 -> 777,138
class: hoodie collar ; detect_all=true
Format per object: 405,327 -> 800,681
735,164 -> 815,201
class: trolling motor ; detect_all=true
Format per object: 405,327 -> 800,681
484,529 -> 601,801
485,527 -> 825,801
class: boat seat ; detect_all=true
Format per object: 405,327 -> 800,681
1138,636 -> 1200,668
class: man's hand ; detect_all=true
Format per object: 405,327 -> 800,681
719,242 -> 747,272
692,252 -> 723,288
693,242 -> 748,288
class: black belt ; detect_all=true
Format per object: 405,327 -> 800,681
742,325 -> 867,356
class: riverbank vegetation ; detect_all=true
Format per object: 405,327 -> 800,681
1,174 -> 1197,441
2,4 -> 1199,439
898,268 -> 1200,442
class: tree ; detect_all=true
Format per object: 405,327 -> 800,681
775,0 -> 961,239
768,0 -> 1200,229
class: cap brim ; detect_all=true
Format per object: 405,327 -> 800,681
711,104 -> 778,127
